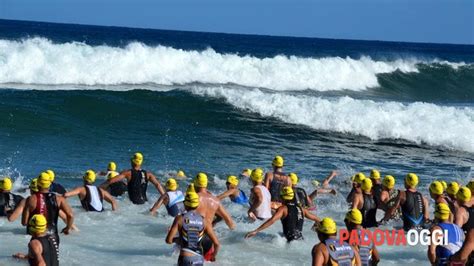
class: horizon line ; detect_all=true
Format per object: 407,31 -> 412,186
1,18 -> 473,47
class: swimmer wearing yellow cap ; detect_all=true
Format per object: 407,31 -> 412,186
311,217 -> 361,266
347,172 -> 366,205
64,170 -> 117,212
378,175 -> 402,222
149,178 -> 185,217
100,152 -> 165,205
351,178 -> 378,228
428,203 -> 464,265
22,172 -> 75,239
308,170 -> 338,202
97,162 -> 126,197
344,209 -> 380,265
0,177 -> 26,222
217,175 -> 249,205
264,155 -> 292,210
454,187 -> 473,232
248,168 -> 272,221
44,169 -> 66,195
245,186 -> 321,242
240,168 -> 252,178
13,214 -> 60,265
166,189 -> 221,264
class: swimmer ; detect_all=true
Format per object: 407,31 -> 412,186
264,155 -> 291,210
288,173 -> 314,209
450,228 -> 474,265
446,181 -> 460,214
64,170 -> 117,212
248,168 -> 272,221
311,217 -> 361,266
344,209 -> 380,265
165,190 -> 220,265
352,178 -> 377,228
347,173 -> 366,205
429,181 -> 452,221
308,170 -> 338,199
245,186 -> 321,242
13,214 -> 60,266
22,172 -> 74,243
427,203 -> 464,265
379,175 -> 401,222
175,170 -> 187,180
101,152 -> 165,205
44,170 -> 67,196
454,187 -> 473,234
369,169 -> 383,207
239,168 -> 251,179
217,175 -> 249,205
0,177 -> 25,222
390,173 -> 429,231
98,162 -> 127,197
150,178 -> 185,217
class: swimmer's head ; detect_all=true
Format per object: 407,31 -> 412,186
166,178 -> 178,191
467,180 -> 474,195
131,152 -> 143,166
289,173 -> 298,186
352,173 -> 366,188
361,178 -> 372,193
382,175 -> 395,190
194,173 -> 208,188
272,155 -> 284,168
434,203 -> 450,221
108,162 -> 117,171
176,170 -> 186,178
250,168 -> 264,183
280,186 -> 294,201
29,178 -> 39,193
0,177 -> 12,191
226,175 -> 239,188
28,214 -> 47,235
405,173 -> 419,189
83,170 -> 96,184
370,169 -> 380,180
46,170 -> 55,182
456,187 -> 471,204
184,191 -> 199,209
440,181 -> 448,191
446,182 -> 460,197
345,209 -> 363,227
37,172 -> 52,189
429,181 -> 444,197
315,217 -> 337,239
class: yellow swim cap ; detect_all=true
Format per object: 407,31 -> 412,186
289,173 -> 298,185
456,187 -> 471,203
131,152 -> 143,166
83,170 -> 96,184
107,171 -> 119,180
383,175 -> 395,189
166,178 -> 178,191
345,209 -> 363,225
446,182 -> 460,196
312,180 -> 321,187
37,172 -> 52,189
440,181 -> 448,190
467,180 -> 474,194
251,168 -> 264,183
370,169 -> 381,180
29,178 -> 39,192
186,183 -> 196,194
353,173 -> 366,184
405,173 -> 419,188
184,191 -> 199,208
28,214 -> 47,234
194,173 -> 208,188
317,217 -> 337,235
272,155 -> 284,168
176,170 -> 186,178
46,170 -> 55,182
280,186 -> 294,201
0,177 -> 12,191
227,175 -> 239,186
243,169 -> 252,175
434,203 -> 451,220
429,181 -> 444,196
108,162 -> 117,171
361,178 -> 373,192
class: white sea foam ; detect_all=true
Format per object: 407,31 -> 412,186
191,87 -> 474,153
0,37 -> 425,91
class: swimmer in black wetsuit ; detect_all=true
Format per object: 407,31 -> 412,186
101,153 -> 165,205
245,186 -> 320,242
0,177 -> 25,222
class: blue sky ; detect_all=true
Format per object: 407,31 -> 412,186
1,0 -> 472,44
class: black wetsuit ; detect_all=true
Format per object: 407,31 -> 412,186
109,181 -> 127,197
29,193 -> 60,242
461,205 -> 474,233
401,190 -> 425,231
281,201 -> 304,242
294,187 -> 310,208
49,183 -> 66,195
361,193 -> 377,228
80,185 -> 104,212
128,169 -> 148,205
29,235 -> 59,266
0,192 -> 24,217
372,183 -> 383,207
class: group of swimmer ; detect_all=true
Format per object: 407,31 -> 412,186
1,152 -> 473,265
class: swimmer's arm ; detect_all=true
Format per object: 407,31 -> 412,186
64,187 -> 83,198
204,222 -> 220,261
30,240 -> 46,266
308,189 -> 318,201
21,199 -> 32,226
451,229 -> 474,262
423,196 -> 430,220
246,207 -> 285,237
59,197 -> 74,235
264,173 -> 271,190
8,199 -> 25,222
312,245 -> 325,266
427,226 -> 439,264
322,170 -> 337,188
379,191 -> 388,204
353,246 -> 362,266
454,207 -> 466,227
217,189 -> 234,201
216,203 -> 235,230
248,187 -> 262,215
150,194 -> 167,215
101,189 -> 117,211
165,216 -> 180,244
148,173 -> 165,195
351,195 -> 361,210
303,208 -> 321,223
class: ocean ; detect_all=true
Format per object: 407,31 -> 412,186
0,19 -> 473,265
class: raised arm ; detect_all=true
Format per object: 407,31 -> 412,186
101,189 -> 117,211
148,173 -> 165,195
100,171 -> 129,189
245,206 -> 286,238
